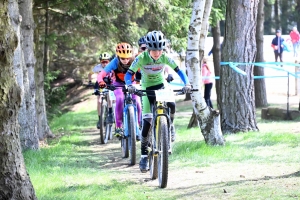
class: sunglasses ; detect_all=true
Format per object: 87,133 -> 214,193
120,57 -> 130,61
140,47 -> 146,51
101,61 -> 109,64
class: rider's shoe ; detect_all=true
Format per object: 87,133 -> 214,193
136,132 -> 141,142
114,127 -> 124,138
139,156 -> 149,173
97,120 -> 101,129
170,123 -> 176,142
107,113 -> 114,124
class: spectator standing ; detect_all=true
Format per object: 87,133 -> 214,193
289,26 -> 300,57
271,30 -> 284,63
201,58 -> 213,108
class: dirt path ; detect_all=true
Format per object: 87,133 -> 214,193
80,126 -> 299,199
65,87 -> 299,198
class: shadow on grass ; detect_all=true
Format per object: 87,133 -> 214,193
40,179 -> 138,199
168,170 -> 300,200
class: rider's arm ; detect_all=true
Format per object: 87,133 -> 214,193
163,54 -> 190,85
97,57 -> 118,83
125,56 -> 142,85
97,70 -> 107,83
174,67 -> 190,85
125,70 -> 135,85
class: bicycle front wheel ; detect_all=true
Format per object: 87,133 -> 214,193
99,100 -> 108,144
127,106 -> 136,165
149,128 -> 158,180
158,116 -> 169,188
121,138 -> 129,158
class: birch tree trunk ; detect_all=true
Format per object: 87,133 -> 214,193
0,0 -> 37,198
220,0 -> 259,133
19,0 -> 39,149
186,0 -> 224,145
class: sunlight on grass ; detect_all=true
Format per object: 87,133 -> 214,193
24,98 -> 300,200
171,118 -> 300,169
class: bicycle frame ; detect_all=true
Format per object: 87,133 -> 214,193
94,88 -> 114,144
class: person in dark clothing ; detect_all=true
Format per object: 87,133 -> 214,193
271,30 -> 284,63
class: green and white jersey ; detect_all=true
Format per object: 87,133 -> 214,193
129,51 -> 178,88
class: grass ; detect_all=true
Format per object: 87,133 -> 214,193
23,98 -> 300,200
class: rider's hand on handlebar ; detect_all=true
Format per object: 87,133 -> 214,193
127,85 -> 136,94
182,84 -> 192,94
166,74 -> 174,83
94,89 -> 100,96
99,81 -> 106,88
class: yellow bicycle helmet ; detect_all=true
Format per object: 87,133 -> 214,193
99,52 -> 111,60
116,43 -> 133,58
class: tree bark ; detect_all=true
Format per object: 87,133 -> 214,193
211,22 -> 221,108
186,0 -> 225,145
34,3 -> 54,140
0,1 -> 37,199
297,0 -> 300,29
255,0 -> 268,107
116,0 -> 132,43
264,0 -> 273,34
274,0 -> 280,30
19,0 -> 39,149
220,0 -> 259,133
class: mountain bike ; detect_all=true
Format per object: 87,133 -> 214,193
93,86 -> 115,144
107,85 -> 141,165
138,87 -> 197,188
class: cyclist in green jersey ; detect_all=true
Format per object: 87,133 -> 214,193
124,30 -> 192,172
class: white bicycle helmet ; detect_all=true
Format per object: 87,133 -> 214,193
99,52 -> 111,60
145,30 -> 166,50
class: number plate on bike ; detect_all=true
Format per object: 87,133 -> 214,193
109,91 -> 116,100
155,88 -> 175,102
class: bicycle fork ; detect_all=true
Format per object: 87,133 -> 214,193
152,105 -> 172,156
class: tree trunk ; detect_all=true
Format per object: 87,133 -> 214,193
264,0 -> 273,34
19,0 -> 39,149
211,22 -> 221,108
0,1 -> 37,198
255,0 -> 268,107
220,0 -> 259,133
34,3 -> 54,140
184,69 -> 192,101
186,0 -> 225,145
297,0 -> 300,29
274,0 -> 280,30
280,0 -> 289,34
116,0 -> 132,43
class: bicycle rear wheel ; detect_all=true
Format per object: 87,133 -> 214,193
127,106 -> 136,165
99,101 -> 108,144
149,129 -> 158,180
158,116 -> 169,188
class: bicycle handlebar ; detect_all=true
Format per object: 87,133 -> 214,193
100,84 -> 198,96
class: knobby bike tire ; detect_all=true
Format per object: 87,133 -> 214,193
127,106 -> 137,165
121,138 -> 129,158
149,129 -> 158,180
158,116 -> 169,188
99,100 -> 107,144
104,124 -> 112,143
